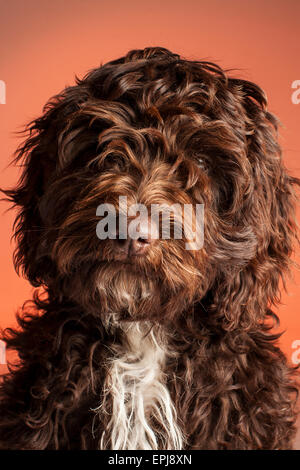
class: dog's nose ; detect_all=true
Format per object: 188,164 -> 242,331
115,215 -> 158,257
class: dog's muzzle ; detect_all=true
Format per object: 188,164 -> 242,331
113,214 -> 159,258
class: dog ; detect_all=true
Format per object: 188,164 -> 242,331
0,46 -> 299,450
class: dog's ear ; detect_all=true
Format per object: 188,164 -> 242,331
1,86 -> 88,287
208,78 -> 300,329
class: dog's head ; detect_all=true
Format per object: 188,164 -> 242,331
5,47 -> 299,327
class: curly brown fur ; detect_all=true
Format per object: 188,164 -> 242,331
0,46 -> 299,449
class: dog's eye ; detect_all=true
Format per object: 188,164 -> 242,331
102,154 -> 127,171
196,157 -> 206,170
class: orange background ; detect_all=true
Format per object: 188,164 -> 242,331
0,0 -> 299,441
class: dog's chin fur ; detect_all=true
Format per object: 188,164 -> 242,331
94,259 -> 201,324
97,264 -> 162,322
95,320 -> 184,450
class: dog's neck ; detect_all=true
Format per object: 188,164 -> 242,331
95,320 -> 184,450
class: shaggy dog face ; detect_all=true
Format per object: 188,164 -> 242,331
0,47 -> 299,450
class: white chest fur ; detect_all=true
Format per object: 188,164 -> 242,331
96,321 -> 184,450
